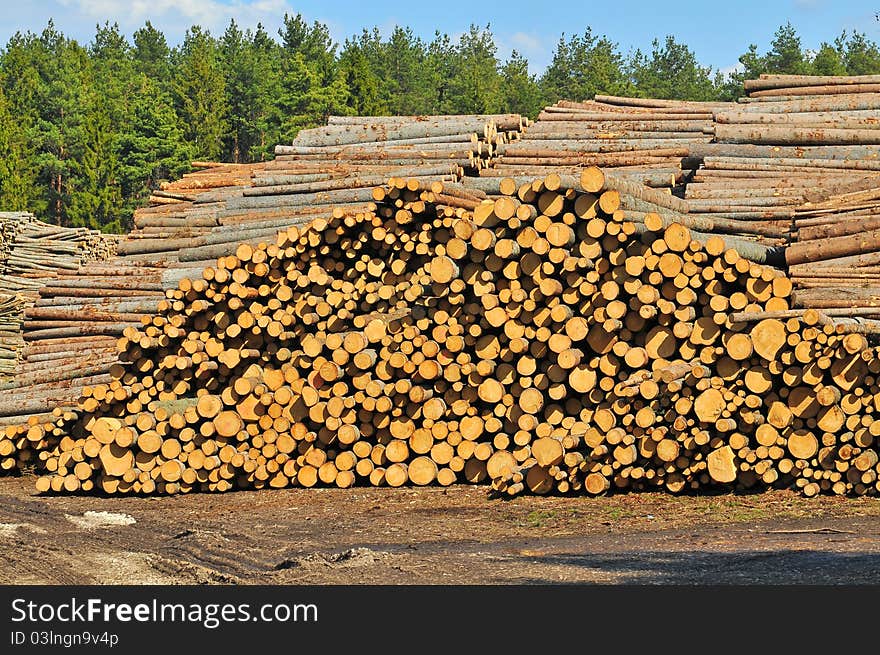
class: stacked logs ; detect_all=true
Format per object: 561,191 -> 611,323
16,169 -> 880,498
680,75 -> 880,313
489,97 -> 728,190
123,116 -> 530,262
0,212 -> 116,277
0,293 -> 25,376
0,212 -> 117,379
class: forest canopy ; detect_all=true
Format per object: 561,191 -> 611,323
0,17 -> 878,232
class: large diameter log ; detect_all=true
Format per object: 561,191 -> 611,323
691,144 -> 880,161
715,124 -> 880,146
242,175 -> 446,198
327,114 -> 525,130
744,74 -> 880,92
502,139 -> 706,155
526,120 -> 711,133
225,187 -> 395,211
738,93 -> 880,113
277,142 -> 479,157
288,121 -> 487,148
592,94 -> 731,109
786,227 -> 880,266
598,173 -> 689,213
715,110 -> 880,129
538,108 -> 712,120
749,83 -> 880,98
116,236 -> 206,256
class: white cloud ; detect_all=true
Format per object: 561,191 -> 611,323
510,31 -> 541,53
496,31 -> 548,75
719,62 -> 743,77
61,0 -> 294,35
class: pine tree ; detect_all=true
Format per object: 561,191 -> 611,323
380,27 -> 433,115
133,21 -> 171,87
28,22 -> 92,226
498,51 -> 543,119
172,26 -> 228,161
117,75 -> 191,228
629,36 -> 719,100
541,30 -> 630,101
68,91 -> 123,232
444,24 -> 501,114
89,22 -> 133,126
0,86 -> 38,211
840,31 -> 880,75
765,22 -> 809,74
277,13 -> 348,139
339,35 -> 387,115
812,42 -> 847,75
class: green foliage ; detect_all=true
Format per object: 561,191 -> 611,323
812,42 -> 847,76
541,29 -> 632,101
765,22 -> 809,75
0,17 -> 879,233
116,76 -> 191,228
443,24 -> 502,114
67,93 -> 123,232
172,26 -> 228,160
499,51 -> 543,119
629,36 -> 720,101
277,13 -> 348,140
133,21 -> 171,86
838,31 -> 880,75
0,86 -> 38,211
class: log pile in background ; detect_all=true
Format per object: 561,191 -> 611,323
125,115 -> 527,264
0,212 -> 116,277
0,212 -> 117,380
682,74 -> 880,313
480,97 -> 795,248
0,293 -> 25,377
490,97 -> 728,190
14,169 -> 880,498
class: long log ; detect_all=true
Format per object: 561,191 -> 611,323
749,83 -> 880,98
715,124 -> 880,146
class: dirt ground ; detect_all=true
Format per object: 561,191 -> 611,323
1,474 -> 879,584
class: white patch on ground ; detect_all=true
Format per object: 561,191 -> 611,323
78,551 -> 180,585
276,547 -> 390,570
0,522 -> 47,538
65,511 -> 136,530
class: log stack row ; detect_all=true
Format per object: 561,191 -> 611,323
681,75 -> 880,313
125,115 -> 528,262
0,212 -> 116,277
0,212 -> 117,380
489,97 -> 728,190
12,169 -> 880,498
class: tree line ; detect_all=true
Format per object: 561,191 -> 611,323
0,17 -> 878,232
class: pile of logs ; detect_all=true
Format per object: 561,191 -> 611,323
680,74 -> 880,310
0,212 -> 117,380
490,97 -> 727,190
125,115 -> 529,263
0,212 -> 116,277
11,169 -> 879,498
0,293 -> 25,377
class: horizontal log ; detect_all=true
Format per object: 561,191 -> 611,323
691,143 -> 880,161
738,93 -> 880,113
749,83 -> 880,98
536,111 -> 713,122
715,124 -> 880,146
745,74 -> 880,92
327,114 -> 525,131
592,95 -> 730,110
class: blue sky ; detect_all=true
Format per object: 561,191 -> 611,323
1,0 -> 878,74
